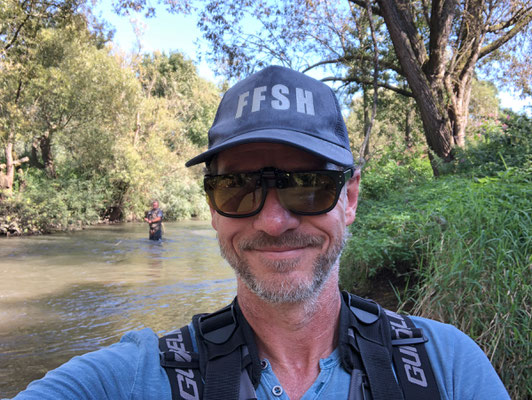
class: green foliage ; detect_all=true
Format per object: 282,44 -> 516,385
444,111 -> 532,178
0,168 -> 109,234
137,51 -> 219,148
110,134 -> 209,221
412,174 -> 531,399
358,148 -> 433,200
0,1 -> 92,145
0,13 -> 219,232
340,176 -> 453,290
346,91 -> 425,161
340,113 -> 531,398
468,78 -> 500,120
26,23 -> 139,170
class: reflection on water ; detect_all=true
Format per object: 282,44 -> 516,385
0,221 -> 236,397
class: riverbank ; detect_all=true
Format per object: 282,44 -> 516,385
0,171 -> 209,237
0,215 -> 128,237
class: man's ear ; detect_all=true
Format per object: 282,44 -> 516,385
344,169 -> 361,226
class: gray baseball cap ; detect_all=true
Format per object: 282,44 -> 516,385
185,65 -> 353,167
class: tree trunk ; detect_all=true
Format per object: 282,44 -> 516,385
1,141 -> 15,195
377,0 -> 455,174
447,70 -> 475,148
134,111 -> 141,147
404,104 -> 413,149
361,87 -> 371,158
30,137 -> 45,169
448,102 -> 468,147
39,134 -> 57,178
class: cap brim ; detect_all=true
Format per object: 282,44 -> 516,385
185,129 -> 354,168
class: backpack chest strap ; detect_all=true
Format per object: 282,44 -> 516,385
196,304 -> 241,400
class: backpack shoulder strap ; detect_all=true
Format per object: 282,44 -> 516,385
343,292 -> 405,400
159,300 -> 259,400
384,309 -> 440,399
159,324 -> 203,400
195,303 -> 242,400
342,292 -> 441,400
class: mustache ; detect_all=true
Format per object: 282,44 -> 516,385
239,232 -> 324,251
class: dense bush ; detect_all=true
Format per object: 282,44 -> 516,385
411,172 -> 530,398
0,38 -> 218,235
0,168 -> 109,235
358,147 -> 433,200
444,110 -> 531,178
108,134 -> 209,223
340,176 -> 462,292
1,143 -> 209,235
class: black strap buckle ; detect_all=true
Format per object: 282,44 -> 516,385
198,303 -> 238,345
348,292 -> 381,324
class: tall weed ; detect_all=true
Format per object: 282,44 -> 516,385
411,174 -> 531,398
446,111 -> 531,178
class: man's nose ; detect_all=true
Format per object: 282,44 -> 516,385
252,189 -> 300,236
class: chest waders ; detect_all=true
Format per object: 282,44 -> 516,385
159,292 -> 441,400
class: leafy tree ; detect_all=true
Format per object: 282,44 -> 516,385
1,1 -> 218,229
103,50 -> 219,221
25,22 -> 139,178
136,51 -> 219,148
137,0 -> 531,174
468,78 -> 500,121
0,0 -> 89,192
371,0 -> 530,163
347,88 -> 425,159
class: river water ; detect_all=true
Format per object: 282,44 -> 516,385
0,221 -> 236,397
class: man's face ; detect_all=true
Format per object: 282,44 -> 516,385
152,201 -> 158,209
210,143 -> 360,304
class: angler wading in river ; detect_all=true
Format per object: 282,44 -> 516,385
144,200 -> 164,241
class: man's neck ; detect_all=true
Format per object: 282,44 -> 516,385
237,277 -> 342,399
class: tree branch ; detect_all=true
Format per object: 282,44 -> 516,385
426,0 -> 456,79
3,12 -> 32,52
321,76 -> 413,97
486,6 -> 532,33
358,0 -> 380,166
304,55 -> 403,76
348,0 -> 383,17
0,157 -> 29,171
479,10 -> 532,59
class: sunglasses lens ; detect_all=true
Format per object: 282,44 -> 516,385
205,173 -> 263,215
279,172 -> 338,213
205,169 -> 346,217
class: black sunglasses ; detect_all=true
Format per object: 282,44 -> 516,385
204,167 -> 353,218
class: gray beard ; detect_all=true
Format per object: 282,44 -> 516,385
218,230 -> 347,305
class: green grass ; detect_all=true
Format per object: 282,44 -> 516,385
340,169 -> 531,398
410,175 -> 531,398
